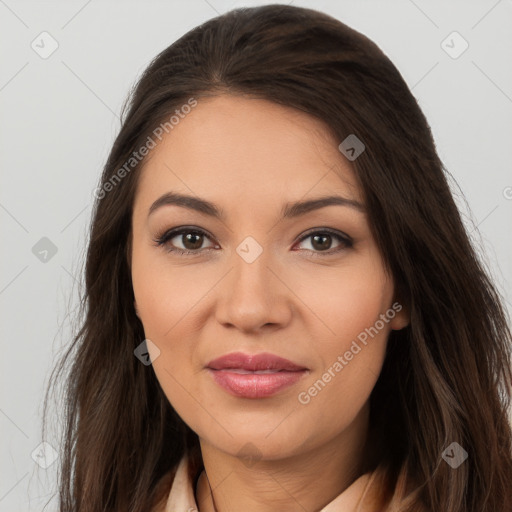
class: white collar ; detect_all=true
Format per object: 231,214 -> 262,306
164,452 -> 383,512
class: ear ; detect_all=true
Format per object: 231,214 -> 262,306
389,302 -> 409,331
134,300 -> 140,319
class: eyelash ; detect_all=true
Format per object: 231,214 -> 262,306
152,226 -> 353,258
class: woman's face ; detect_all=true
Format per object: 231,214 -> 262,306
131,94 -> 408,461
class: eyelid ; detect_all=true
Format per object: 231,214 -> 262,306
152,225 -> 353,256
294,227 -> 353,257
152,226 -> 216,255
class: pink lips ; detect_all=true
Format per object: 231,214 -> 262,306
206,352 -> 309,398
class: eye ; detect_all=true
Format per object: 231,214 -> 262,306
153,226 -> 353,257
153,227 -> 216,255
294,228 -> 353,257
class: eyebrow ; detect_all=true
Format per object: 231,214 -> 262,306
148,191 -> 365,220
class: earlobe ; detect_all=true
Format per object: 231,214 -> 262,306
390,303 -> 410,331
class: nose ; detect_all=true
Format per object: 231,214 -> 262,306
214,244 -> 293,334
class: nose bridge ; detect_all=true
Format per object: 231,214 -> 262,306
215,234 -> 290,331
230,234 -> 275,301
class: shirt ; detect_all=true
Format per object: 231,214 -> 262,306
159,451 -> 389,512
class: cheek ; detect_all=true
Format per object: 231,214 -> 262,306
131,246 -> 207,403
293,258 -> 393,348
297,307 -> 389,442
131,244 -> 201,338
132,269 -> 193,368
294,258 -> 392,413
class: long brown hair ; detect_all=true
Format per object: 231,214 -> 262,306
42,4 -> 512,511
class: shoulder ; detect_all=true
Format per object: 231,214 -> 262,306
150,468 -> 177,512
150,449 -> 203,512
364,463 -> 432,512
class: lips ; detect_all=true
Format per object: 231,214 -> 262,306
206,352 -> 309,398
206,352 -> 308,372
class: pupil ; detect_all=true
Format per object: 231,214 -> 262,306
184,233 -> 202,250
312,234 -> 331,251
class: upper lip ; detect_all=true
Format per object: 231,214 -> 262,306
206,352 -> 308,371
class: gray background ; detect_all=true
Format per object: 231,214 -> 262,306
1,0 -> 511,510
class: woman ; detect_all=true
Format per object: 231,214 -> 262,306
42,4 -> 512,511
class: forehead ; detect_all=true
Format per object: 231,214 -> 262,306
135,94 -> 361,210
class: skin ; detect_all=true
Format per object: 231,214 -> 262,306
131,94 -> 409,512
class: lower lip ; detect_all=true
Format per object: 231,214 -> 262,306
207,369 -> 308,398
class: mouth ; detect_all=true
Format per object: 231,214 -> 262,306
206,352 -> 309,398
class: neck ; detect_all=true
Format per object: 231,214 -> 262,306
195,403 -> 372,512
